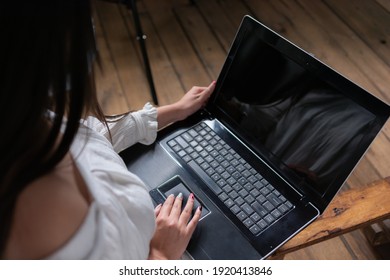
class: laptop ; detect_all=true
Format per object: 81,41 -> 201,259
121,15 -> 390,259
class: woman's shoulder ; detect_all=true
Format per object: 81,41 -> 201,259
4,161 -> 90,259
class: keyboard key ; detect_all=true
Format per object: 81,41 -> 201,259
238,189 -> 249,197
195,157 -> 204,165
248,175 -> 257,184
264,214 -> 275,224
178,150 -> 186,158
236,211 -> 247,221
260,187 -> 270,196
250,213 -> 261,223
222,185 -> 233,193
188,129 -> 197,137
263,201 -> 275,212
232,171 -> 241,179
267,193 -> 282,207
257,219 -> 268,229
234,197 -> 245,206
285,201 -> 294,209
194,145 -> 203,152
245,195 -> 256,204
250,188 -> 260,197
251,201 -> 268,217
229,190 -> 239,200
226,177 -> 237,186
218,192 -> 229,202
205,167 -> 214,176
230,205 -> 241,214
256,194 -> 267,204
242,170 -> 252,178
216,166 -> 225,174
271,209 -> 282,219
232,183 -> 241,191
254,181 -> 264,189
168,140 -> 177,147
224,198 -> 234,208
221,171 -> 230,180
238,177 -> 247,186
277,204 -> 289,214
200,162 -> 210,170
182,155 -> 191,162
217,179 -> 227,188
190,140 -> 198,147
243,218 -> 254,228
176,136 -> 189,148
241,203 -> 255,215
243,183 -> 254,191
211,173 -> 221,182
182,132 -> 193,142
236,164 -> 245,172
249,224 -> 261,235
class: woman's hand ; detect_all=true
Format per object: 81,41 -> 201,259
157,81 -> 216,129
148,193 -> 202,260
174,81 -> 216,121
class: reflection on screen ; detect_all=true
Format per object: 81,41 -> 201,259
216,30 -> 378,196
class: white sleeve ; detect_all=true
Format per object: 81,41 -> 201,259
82,103 -> 158,153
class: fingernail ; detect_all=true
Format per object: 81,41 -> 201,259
198,205 -> 202,211
177,192 -> 183,199
156,204 -> 162,209
190,193 -> 194,200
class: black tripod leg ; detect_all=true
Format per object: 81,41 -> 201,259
128,0 -> 158,105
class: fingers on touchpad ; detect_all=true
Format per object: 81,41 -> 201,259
154,176 -> 209,219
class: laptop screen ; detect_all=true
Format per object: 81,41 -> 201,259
211,17 -> 388,209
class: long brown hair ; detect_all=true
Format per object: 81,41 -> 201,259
0,0 -> 107,256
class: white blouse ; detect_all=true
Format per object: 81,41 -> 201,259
47,103 -> 158,259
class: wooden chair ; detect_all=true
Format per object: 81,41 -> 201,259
270,177 -> 390,259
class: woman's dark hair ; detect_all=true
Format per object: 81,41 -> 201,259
0,0 -> 106,256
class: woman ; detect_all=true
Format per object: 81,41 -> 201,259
0,0 -> 215,259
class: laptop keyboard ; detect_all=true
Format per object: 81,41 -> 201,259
167,122 -> 294,235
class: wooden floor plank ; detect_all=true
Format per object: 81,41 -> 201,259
376,0 -> 390,12
141,0 -> 212,89
173,4 -> 226,78
96,0 -> 151,110
218,0 -> 254,29
366,132 -> 390,179
341,230 -> 378,259
120,4 -> 184,106
324,0 -> 390,67
346,159 -> 383,190
296,0 -> 390,102
194,0 -> 243,52
92,0 -> 130,115
285,236 -> 354,259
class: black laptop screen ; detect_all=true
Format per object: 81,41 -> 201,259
213,20 -> 382,202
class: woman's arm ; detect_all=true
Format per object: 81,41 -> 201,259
157,81 -> 216,129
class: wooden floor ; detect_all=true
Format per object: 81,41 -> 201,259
92,0 -> 390,259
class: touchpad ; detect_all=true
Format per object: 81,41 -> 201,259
150,176 -> 209,219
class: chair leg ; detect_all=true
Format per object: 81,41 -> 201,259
127,0 -> 158,105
